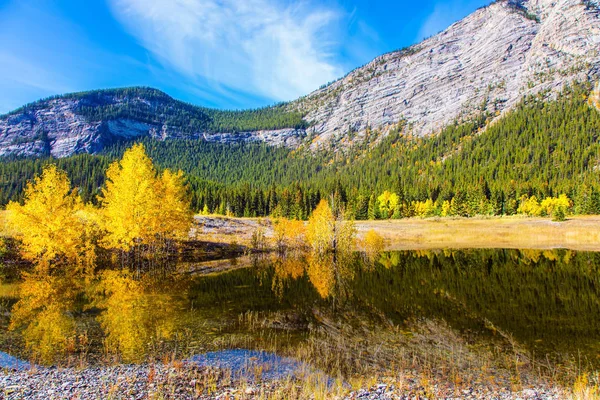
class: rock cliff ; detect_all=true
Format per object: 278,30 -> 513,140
293,0 -> 600,148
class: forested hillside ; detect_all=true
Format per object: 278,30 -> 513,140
3,87 -> 308,133
1,84 -> 599,219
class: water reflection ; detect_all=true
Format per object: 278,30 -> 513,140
91,271 -> 181,363
3,248 -> 600,365
9,273 -> 79,364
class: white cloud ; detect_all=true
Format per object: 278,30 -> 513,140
108,0 -> 345,102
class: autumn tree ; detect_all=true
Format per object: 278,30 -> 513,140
100,144 -> 192,255
306,199 -> 334,256
6,164 -> 97,273
273,218 -> 306,252
305,199 -> 356,299
377,191 -> 399,219
152,169 -> 193,245
362,229 -> 385,265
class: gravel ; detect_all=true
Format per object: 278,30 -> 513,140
0,364 -> 567,399
0,350 -> 567,399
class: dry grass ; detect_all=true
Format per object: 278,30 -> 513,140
193,214 -> 600,251
355,215 -> 600,251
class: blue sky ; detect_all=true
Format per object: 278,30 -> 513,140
0,0 -> 490,113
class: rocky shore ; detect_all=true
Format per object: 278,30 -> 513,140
1,363 -> 566,399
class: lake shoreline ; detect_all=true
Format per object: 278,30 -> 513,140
193,214 -> 600,251
0,360 -> 566,399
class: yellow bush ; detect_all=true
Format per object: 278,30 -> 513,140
363,229 -> 385,263
273,218 -> 306,251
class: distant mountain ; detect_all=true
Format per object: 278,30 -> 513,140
0,0 -> 598,158
0,88 -> 307,157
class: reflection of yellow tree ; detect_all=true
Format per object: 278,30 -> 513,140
94,270 -> 148,362
9,273 -> 77,364
93,271 -> 177,363
305,200 -> 356,299
378,252 -> 400,269
272,256 -> 306,298
307,254 -> 335,299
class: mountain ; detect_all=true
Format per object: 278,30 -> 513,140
293,0 -> 600,148
0,88 -> 307,158
0,0 -> 598,158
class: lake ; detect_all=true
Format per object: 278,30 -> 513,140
1,248 -> 599,382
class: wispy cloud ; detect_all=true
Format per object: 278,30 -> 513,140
108,0 -> 345,102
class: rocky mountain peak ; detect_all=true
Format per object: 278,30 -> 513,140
292,0 -> 599,150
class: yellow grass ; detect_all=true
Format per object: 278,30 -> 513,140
355,215 -> 600,251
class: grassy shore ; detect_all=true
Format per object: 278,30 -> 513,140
191,214 -> 600,251
355,215 -> 600,251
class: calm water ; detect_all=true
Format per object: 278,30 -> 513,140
1,248 -> 600,367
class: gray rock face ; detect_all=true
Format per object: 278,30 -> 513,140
292,0 -> 600,148
0,0 -> 598,158
0,97 -> 304,158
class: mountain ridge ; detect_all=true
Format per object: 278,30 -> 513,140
0,0 -> 598,158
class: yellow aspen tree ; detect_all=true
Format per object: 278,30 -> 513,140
362,229 -> 385,264
305,199 -> 356,298
6,164 -> 90,268
306,199 -> 335,255
377,191 -> 399,219
153,169 -> 192,243
306,199 -> 356,256
100,144 -> 192,252
273,218 -> 306,252
100,144 -> 159,250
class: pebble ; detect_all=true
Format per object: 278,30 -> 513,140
0,364 -> 567,399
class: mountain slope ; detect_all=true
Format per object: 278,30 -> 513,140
0,0 -> 598,158
0,88 -> 307,158
1,84 -> 599,217
293,0 -> 600,148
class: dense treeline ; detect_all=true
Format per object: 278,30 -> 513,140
1,83 -> 599,219
2,87 -> 308,133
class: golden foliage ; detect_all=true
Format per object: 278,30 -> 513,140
100,144 -> 191,251
306,200 -> 355,257
362,229 -> 385,264
9,273 -> 77,364
413,199 -> 438,218
272,256 -> 306,298
306,200 -> 335,255
273,218 -> 306,251
307,254 -> 335,299
6,165 -> 95,270
153,169 -> 193,242
377,191 -> 399,219
93,270 -> 149,362
92,270 -> 177,363
517,194 -> 572,217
